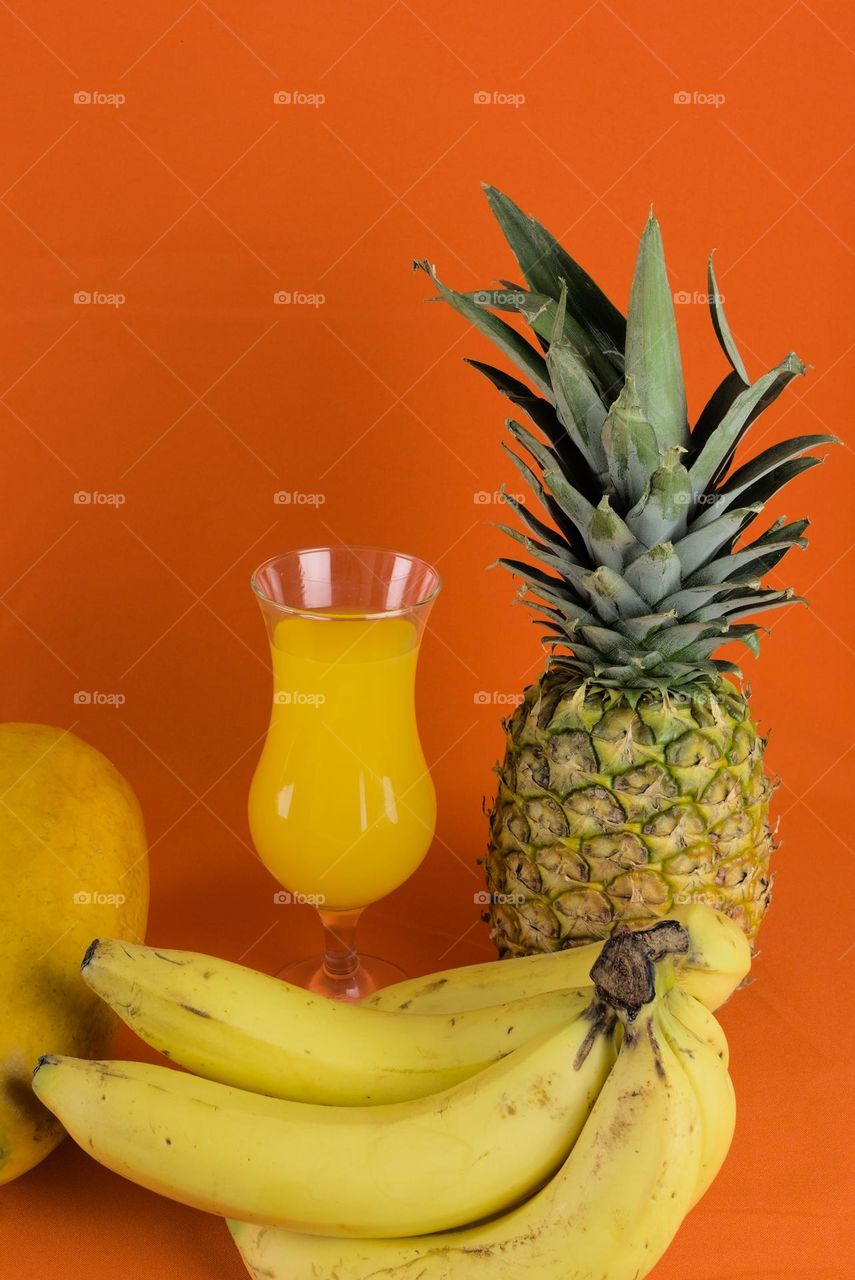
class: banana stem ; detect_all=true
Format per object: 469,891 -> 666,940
319,908 -> 363,985
591,920 -> 690,1020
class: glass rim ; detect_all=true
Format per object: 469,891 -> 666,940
250,545 -> 442,620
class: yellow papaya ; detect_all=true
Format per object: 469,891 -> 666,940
0,724 -> 148,1184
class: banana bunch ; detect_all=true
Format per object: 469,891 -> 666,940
31,905 -> 741,1277
229,981 -> 735,1280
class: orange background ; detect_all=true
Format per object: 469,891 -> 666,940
1,2 -> 853,1276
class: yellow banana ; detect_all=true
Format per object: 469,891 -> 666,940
666,983 -> 730,1068
658,994 -> 735,1205
363,902 -> 750,1014
81,939 -> 589,1104
31,1001 -> 615,1238
229,998 -> 711,1280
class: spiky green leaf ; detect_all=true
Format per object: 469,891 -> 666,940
482,184 -> 626,357
414,260 -> 551,395
688,353 -> 807,497
498,559 -> 584,611
499,491 -> 582,563
505,420 -> 601,557
465,361 -> 600,502
580,565 -> 650,622
500,566 -> 598,634
625,211 -> 688,450
707,252 -> 748,383
693,434 -> 835,527
517,294 -> 621,399
498,525 -> 591,597
600,376 -> 660,508
722,592 -> 802,622
686,588 -> 795,623
502,445 -> 590,561
588,496 -> 643,571
727,457 -> 823,516
578,626 -> 647,663
649,620 -> 728,657
674,505 -> 763,578
725,624 -> 763,657
689,371 -> 746,461
659,581 -> 758,616
621,612 -> 678,642
686,519 -> 808,585
624,543 -> 682,603
546,340 -> 609,474
624,445 -> 692,549
505,417 -> 557,475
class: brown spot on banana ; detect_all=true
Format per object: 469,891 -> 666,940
179,1004 -> 214,1020
646,1018 -> 666,1079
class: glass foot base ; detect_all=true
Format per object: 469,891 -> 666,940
275,954 -> 407,1002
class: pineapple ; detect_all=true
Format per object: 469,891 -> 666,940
418,186 -> 835,955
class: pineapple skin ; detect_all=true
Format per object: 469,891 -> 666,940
485,672 -> 773,955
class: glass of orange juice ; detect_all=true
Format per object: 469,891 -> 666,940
249,546 -> 441,1000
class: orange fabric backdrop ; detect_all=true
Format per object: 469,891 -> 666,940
1,2 -> 853,1276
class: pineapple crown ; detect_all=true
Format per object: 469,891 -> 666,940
416,185 -> 837,691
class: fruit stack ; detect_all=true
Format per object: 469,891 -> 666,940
19,189 -> 831,1279
33,903 -> 748,1280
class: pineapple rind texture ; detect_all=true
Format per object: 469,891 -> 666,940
486,673 -> 773,956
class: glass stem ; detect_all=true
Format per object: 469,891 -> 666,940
319,908 -> 363,982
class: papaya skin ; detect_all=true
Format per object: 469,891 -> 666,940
0,724 -> 149,1184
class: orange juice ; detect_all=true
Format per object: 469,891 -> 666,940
248,615 -> 436,910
